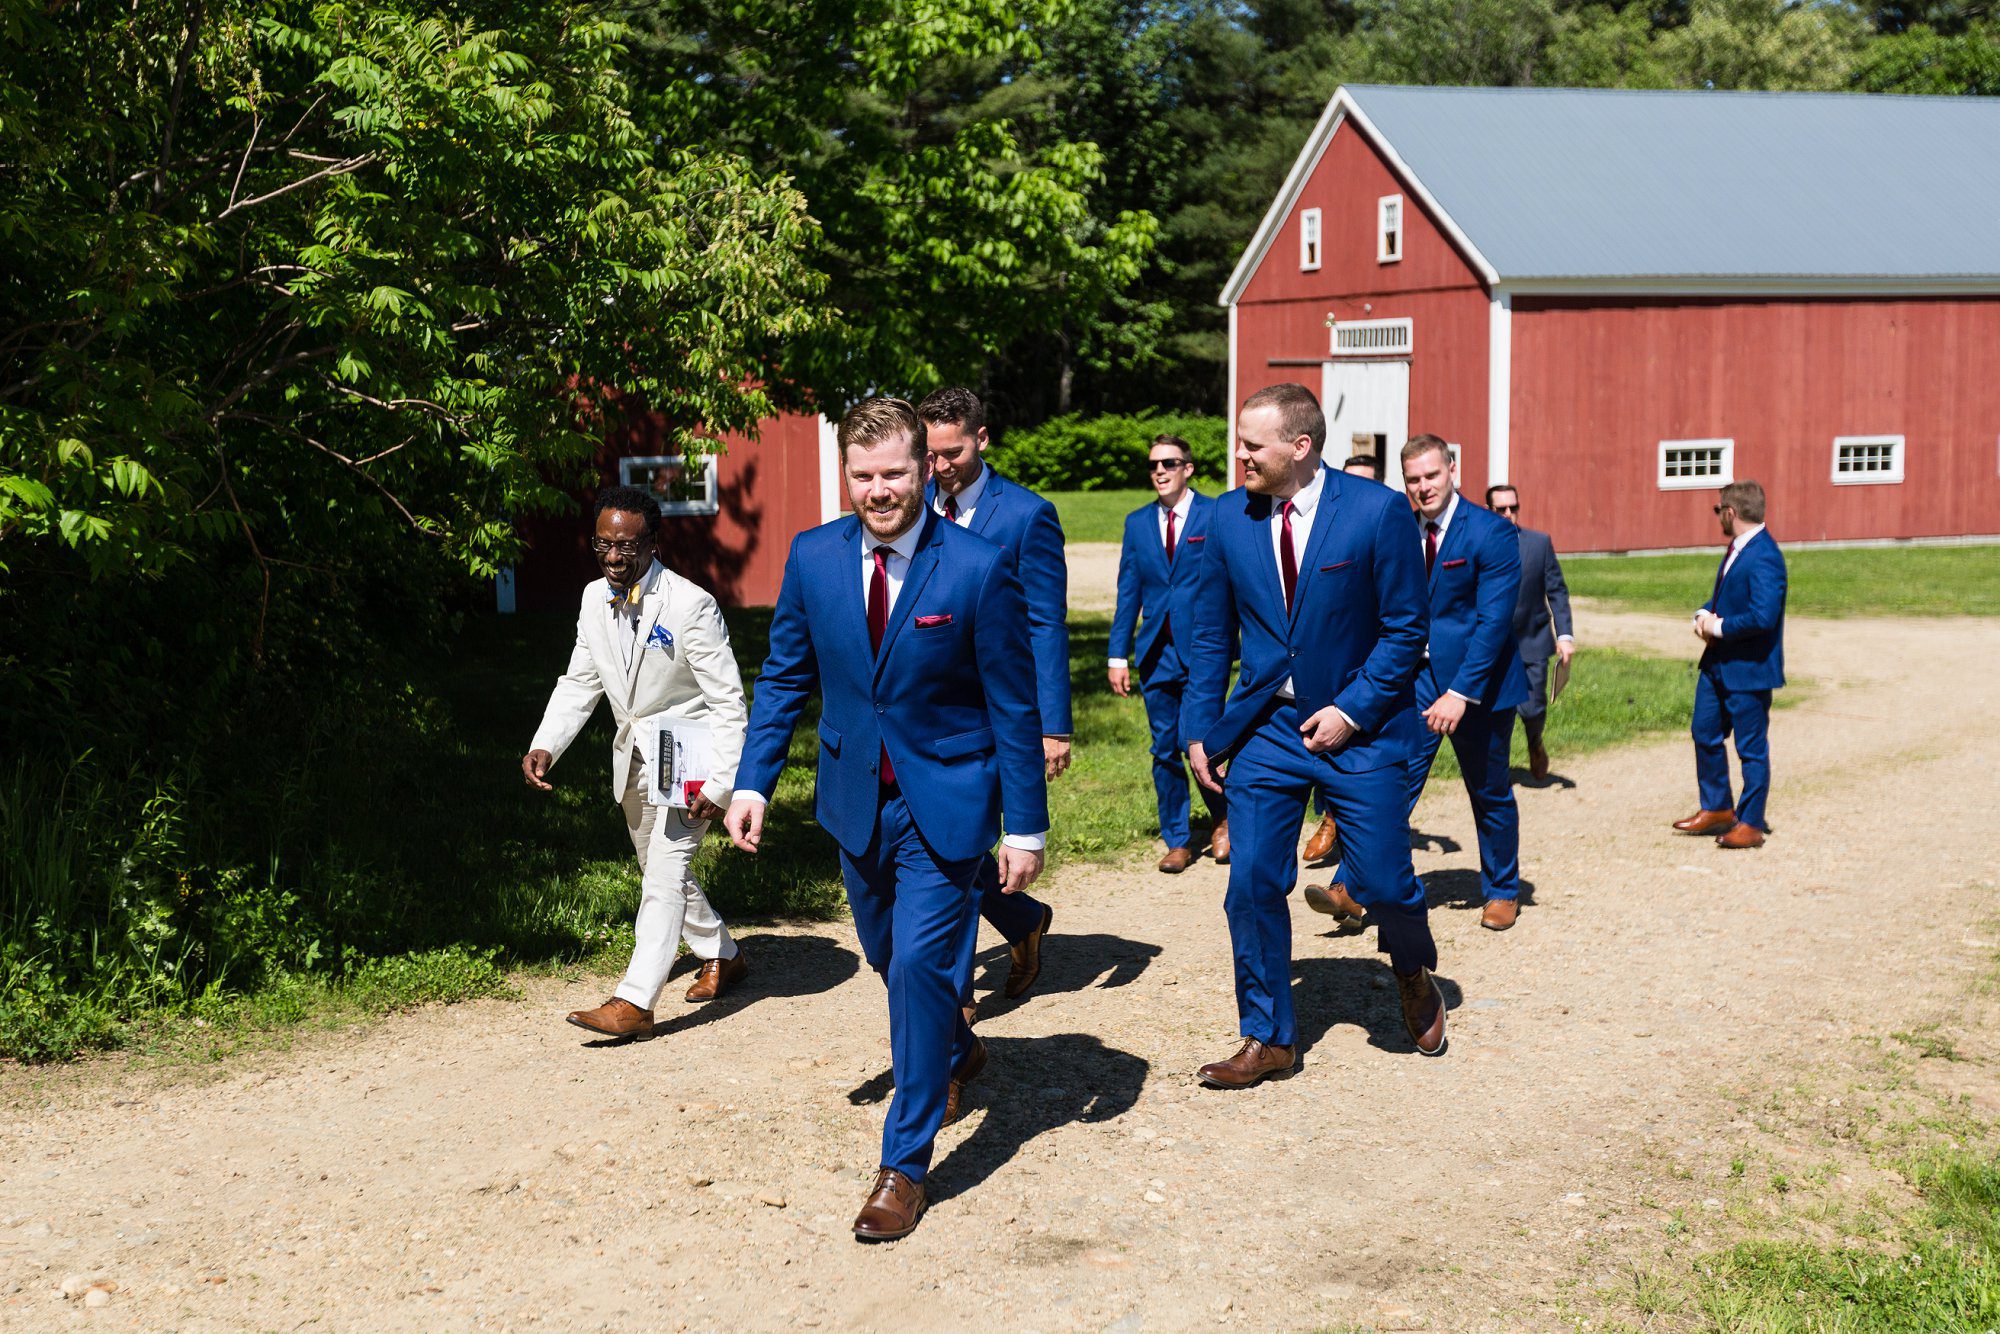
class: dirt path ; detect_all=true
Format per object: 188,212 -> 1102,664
5,604 -> 1999,1332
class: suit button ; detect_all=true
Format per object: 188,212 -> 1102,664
876,705 -> 885,713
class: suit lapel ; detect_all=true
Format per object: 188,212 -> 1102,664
874,514 -> 940,682
967,470 -> 1004,538
1244,493 -> 1290,628
1428,498 -> 1471,591
1288,467 -> 1340,630
626,565 -> 669,701
840,519 -> 874,666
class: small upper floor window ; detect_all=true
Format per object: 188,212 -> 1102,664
620,453 -> 720,516
1377,195 -> 1403,264
1658,439 -> 1733,491
1831,435 -> 1904,485
1300,208 -> 1322,271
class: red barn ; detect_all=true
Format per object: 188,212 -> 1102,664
1221,85 -> 2000,551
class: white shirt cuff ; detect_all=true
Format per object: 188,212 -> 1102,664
1712,618 -> 1724,636
1002,832 -> 1046,852
1107,658 -> 1129,669
1556,634 -> 1574,644
1332,706 -> 1357,730
734,790 -> 767,806
1445,690 -> 1475,705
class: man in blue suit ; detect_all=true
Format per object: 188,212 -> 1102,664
1675,479 -> 1787,850
725,398 -> 1049,1241
1488,483 -> 1574,782
917,388 -> 1068,1017
1108,433 -> 1229,873
1184,383 -> 1444,1087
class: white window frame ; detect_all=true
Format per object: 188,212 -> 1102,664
1328,316 -> 1414,358
1830,434 -> 1905,485
1377,194 -> 1404,264
619,452 -> 720,516
1299,207 -> 1322,271
1657,438 -> 1734,491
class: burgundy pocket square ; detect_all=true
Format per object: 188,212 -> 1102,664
1185,535 -> 1206,543
1319,560 -> 1353,572
914,613 -> 953,627
1441,558 -> 1469,569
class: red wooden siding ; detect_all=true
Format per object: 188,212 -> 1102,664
1510,296 -> 2000,551
513,409 -> 825,611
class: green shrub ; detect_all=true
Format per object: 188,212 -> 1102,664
345,946 -> 515,1012
0,961 -> 119,1063
989,412 -> 1228,491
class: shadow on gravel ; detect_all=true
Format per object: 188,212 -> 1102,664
643,933 -> 862,1042
1420,870 -> 1539,911
927,1033 -> 1150,1202
1289,956 -> 1465,1057
968,931 -> 1163,1023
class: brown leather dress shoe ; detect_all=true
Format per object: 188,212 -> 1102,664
1673,808 -> 1737,835
852,1168 -> 927,1241
1480,898 -> 1519,931
1209,819 -> 1231,865
1196,1038 -> 1296,1088
1528,742 -> 1550,782
565,997 -> 654,1039
684,947 -> 749,1002
941,1036 -> 988,1127
1717,822 -> 1766,849
1157,846 -> 1194,874
1395,968 -> 1447,1056
1303,812 -> 1339,863
1003,904 -> 1053,1000
1303,881 -> 1367,925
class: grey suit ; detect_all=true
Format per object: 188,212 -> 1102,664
1510,527 -> 1573,740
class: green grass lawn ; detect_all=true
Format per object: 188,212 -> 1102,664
1567,543 -> 2000,618
1048,488 -> 1158,543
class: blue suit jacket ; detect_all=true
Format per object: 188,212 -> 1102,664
1183,466 -> 1429,772
1700,528 -> 1787,691
1424,498 -> 1529,711
737,512 -> 1050,863
927,470 -> 1073,736
1510,526 -> 1574,665
1108,492 -> 1219,679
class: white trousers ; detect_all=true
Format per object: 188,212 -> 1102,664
613,764 -> 736,1009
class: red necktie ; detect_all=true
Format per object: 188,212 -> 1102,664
1425,520 -> 1440,574
1279,500 -> 1297,613
1164,506 -> 1177,564
943,494 -> 959,523
868,547 -> 896,786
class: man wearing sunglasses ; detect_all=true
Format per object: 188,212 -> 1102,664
1109,434 -> 1229,872
1486,484 -> 1573,782
522,484 -> 752,1041
1675,481 -> 1787,849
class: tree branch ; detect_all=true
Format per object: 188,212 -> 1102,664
214,153 -> 378,220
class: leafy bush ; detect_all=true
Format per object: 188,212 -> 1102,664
345,947 -> 515,1012
988,412 -> 1228,491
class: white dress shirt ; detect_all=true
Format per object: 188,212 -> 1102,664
1270,467 -> 1326,707
740,510 -> 1045,851
1701,522 -> 1766,636
932,462 -> 991,526
605,558 -> 661,671
1106,489 -> 1194,670
1416,492 -> 1475,704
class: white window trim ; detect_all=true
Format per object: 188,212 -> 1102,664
1657,438 -> 1734,491
1831,434 -> 1905,485
619,452 -> 721,516
1328,316 -> 1414,358
1377,194 -> 1404,264
1299,207 -> 1322,271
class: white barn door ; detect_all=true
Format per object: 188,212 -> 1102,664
1321,360 -> 1409,461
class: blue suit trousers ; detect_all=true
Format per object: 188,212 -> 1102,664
1408,664 -> 1522,902
1223,702 -> 1436,1047
1141,663 -> 1225,849
1693,669 -> 1772,830
840,792 -> 982,1182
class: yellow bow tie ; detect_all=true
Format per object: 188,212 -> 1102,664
607,582 -> 641,609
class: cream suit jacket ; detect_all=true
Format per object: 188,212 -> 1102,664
529,561 -> 748,807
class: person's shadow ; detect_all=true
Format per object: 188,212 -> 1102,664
1303,828 -> 1461,868
1421,870 -> 1538,912
581,933 -> 862,1046
926,1033 -> 1150,1202
967,931 -> 1161,1023
1513,767 -> 1578,790
1288,956 -> 1465,1058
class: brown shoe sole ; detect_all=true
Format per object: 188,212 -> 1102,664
565,1014 -> 654,1040
1196,1061 -> 1297,1090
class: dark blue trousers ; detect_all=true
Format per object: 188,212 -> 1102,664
1693,669 -> 1772,830
1407,665 -> 1522,902
1222,701 -> 1435,1047
1140,667 -> 1225,849
839,791 -> 982,1182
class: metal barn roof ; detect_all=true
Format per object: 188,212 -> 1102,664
1222,84 -> 2000,300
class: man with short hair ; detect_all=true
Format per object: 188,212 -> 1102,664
1184,383 -> 1443,1086
917,387 -> 1067,1015
1108,434 -> 1228,873
726,398 -> 1048,1241
1314,436 -> 1527,932
1343,454 -> 1382,482
1675,480 -> 1787,850
1487,484 -> 1574,782
523,486 -> 750,1041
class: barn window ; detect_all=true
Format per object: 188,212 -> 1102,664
1657,439 -> 1734,490
1831,435 -> 1904,485
1329,317 -> 1414,357
1377,195 -> 1403,264
1300,208 -> 1322,271
620,453 -> 721,516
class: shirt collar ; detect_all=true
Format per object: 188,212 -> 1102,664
1160,489 -> 1194,521
1282,465 -> 1326,517
605,558 -> 660,605
941,463 -> 990,515
1731,522 -> 1765,553
1425,489 -> 1460,533
866,509 -> 929,563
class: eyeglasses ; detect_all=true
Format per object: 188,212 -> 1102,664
1147,459 -> 1191,473
589,537 -> 651,557
1712,504 -> 1732,516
